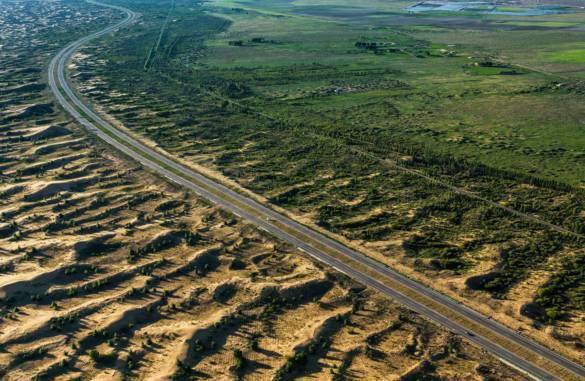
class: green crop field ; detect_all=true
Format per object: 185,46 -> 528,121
545,47 -> 585,63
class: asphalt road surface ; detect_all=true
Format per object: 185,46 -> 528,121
47,2 -> 585,380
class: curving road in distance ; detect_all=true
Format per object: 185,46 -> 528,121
48,2 -> 585,380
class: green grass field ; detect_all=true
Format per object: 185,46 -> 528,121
194,0 -> 585,185
545,47 -> 585,63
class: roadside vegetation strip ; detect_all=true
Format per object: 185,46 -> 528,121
193,84 -> 584,241
47,2 -> 585,381
178,77 -> 584,241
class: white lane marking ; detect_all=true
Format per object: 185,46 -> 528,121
164,175 -> 179,184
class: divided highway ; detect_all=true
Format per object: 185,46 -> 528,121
48,2 -> 585,380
